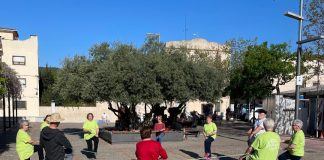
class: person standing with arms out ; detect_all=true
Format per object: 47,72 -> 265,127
135,126 -> 168,160
40,114 -> 51,131
278,119 -> 305,160
83,113 -> 99,154
40,113 -> 73,160
239,119 -> 281,160
16,120 -> 44,160
203,114 -> 217,160
154,115 -> 166,143
247,109 -> 267,145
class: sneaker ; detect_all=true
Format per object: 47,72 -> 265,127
204,153 -> 210,159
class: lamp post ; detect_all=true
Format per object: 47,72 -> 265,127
284,0 -> 304,120
285,0 -> 324,120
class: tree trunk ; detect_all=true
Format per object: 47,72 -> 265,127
2,95 -> 6,132
15,98 -> 18,123
8,94 -> 11,128
12,94 -> 15,125
275,83 -> 280,95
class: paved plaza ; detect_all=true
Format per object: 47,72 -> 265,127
1,121 -> 323,160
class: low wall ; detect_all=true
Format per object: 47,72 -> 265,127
39,102 -> 118,123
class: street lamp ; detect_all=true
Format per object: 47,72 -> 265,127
285,0 -> 324,120
284,0 -> 304,120
297,36 -> 324,44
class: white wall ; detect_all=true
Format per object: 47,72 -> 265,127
0,35 -> 39,117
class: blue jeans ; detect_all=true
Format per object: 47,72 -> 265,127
278,151 -> 302,160
204,137 -> 214,157
156,132 -> 165,143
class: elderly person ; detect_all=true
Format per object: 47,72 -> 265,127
247,109 -> 267,145
16,120 -> 44,160
135,126 -> 168,160
203,114 -> 217,160
239,118 -> 281,160
278,119 -> 305,160
40,113 -> 72,160
83,113 -> 99,154
40,114 -> 51,131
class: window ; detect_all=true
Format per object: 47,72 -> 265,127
19,78 -> 26,87
0,100 -> 26,109
16,101 -> 27,109
12,56 -> 26,65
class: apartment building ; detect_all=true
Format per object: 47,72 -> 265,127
0,28 -> 39,119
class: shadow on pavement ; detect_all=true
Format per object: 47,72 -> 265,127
217,134 -> 247,142
81,148 -> 96,159
62,128 -> 84,139
0,127 -> 18,155
179,149 -> 202,159
213,153 -> 238,160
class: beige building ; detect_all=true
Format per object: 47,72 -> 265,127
0,28 -> 39,120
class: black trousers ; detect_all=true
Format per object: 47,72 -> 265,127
25,145 -> 44,160
204,137 -> 214,157
278,151 -> 302,160
86,136 -> 99,152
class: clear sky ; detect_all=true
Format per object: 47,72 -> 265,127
1,0 -> 301,67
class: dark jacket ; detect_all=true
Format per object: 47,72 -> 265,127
40,127 -> 72,160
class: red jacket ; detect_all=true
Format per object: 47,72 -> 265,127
135,139 -> 168,160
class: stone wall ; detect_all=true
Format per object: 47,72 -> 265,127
274,95 -> 295,135
39,102 -> 117,123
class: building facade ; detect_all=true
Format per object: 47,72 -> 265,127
0,28 -> 39,120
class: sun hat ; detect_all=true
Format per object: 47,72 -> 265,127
49,113 -> 64,123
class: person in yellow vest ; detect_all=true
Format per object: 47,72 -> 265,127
16,120 -> 44,160
278,119 -> 305,160
40,114 -> 51,131
203,114 -> 217,160
239,118 -> 281,160
83,113 -> 99,154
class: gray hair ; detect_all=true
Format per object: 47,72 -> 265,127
263,118 -> 275,131
293,119 -> 303,128
19,120 -> 29,129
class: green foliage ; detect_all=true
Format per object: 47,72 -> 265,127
226,40 -> 295,100
39,65 -> 60,105
54,37 -> 228,129
0,63 -> 21,98
53,56 -> 96,106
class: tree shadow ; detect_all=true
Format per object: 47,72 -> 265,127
61,128 -> 84,139
0,127 -> 18,155
179,149 -> 202,159
213,153 -> 238,160
217,134 -> 246,142
179,149 -> 239,160
80,148 -> 96,159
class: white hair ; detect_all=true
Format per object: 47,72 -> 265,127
293,119 -> 303,128
19,120 -> 29,129
263,118 -> 275,131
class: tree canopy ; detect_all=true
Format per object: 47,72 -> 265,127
225,40 -> 295,102
53,37 -> 228,129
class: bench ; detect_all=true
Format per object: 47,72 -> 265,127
184,128 -> 201,139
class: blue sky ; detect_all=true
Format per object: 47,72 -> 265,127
1,0 -> 300,67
